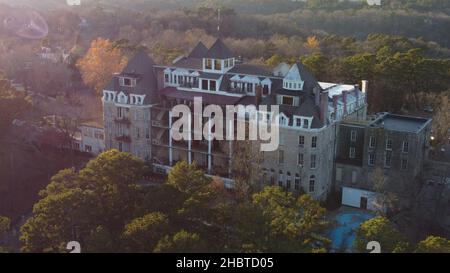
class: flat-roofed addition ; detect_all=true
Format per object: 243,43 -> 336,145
372,114 -> 431,133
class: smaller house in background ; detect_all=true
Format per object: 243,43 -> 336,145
78,121 -> 105,155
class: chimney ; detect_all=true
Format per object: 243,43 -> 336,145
314,87 -> 320,106
361,80 -> 368,104
333,95 -> 339,120
255,84 -> 263,106
361,80 -> 368,93
342,91 -> 348,115
354,85 -> 360,107
320,91 -> 329,124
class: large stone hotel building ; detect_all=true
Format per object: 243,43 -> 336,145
102,39 -> 367,200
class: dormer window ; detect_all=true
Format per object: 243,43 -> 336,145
205,59 -> 213,70
120,77 -> 136,87
283,63 -> 305,91
214,59 -> 221,71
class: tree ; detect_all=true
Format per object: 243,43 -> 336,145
371,168 -> 398,215
355,216 -> 410,253
431,92 -> 450,148
154,230 -> 205,253
20,150 -> 146,252
0,73 -> 31,135
122,212 -> 169,252
415,236 -> 450,253
76,38 -> 128,96
213,186 -> 329,253
0,216 -> 10,237
0,216 -> 10,253
167,161 -> 217,219
301,53 -> 330,81
231,140 -> 264,201
303,36 -> 320,54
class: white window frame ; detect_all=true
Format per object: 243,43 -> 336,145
349,147 -> 356,159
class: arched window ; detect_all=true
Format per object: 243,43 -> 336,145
309,175 -> 315,193
295,174 -> 301,191
286,172 -> 292,190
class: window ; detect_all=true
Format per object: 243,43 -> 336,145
294,174 -> 300,191
278,150 -> 284,164
278,170 -> 284,187
402,141 -> 409,153
369,136 -> 376,148
311,136 -> 317,148
122,77 -> 133,87
349,147 -> 356,159
310,154 -> 317,169
145,128 -> 150,139
298,135 -> 305,146
286,172 -> 291,190
309,175 -> 315,192
164,74 -> 169,83
263,85 -> 269,95
247,83 -> 253,93
282,96 -> 294,106
351,130 -> 357,142
85,145 -> 92,153
352,170 -> 357,184
385,151 -> 392,168
368,153 -> 375,166
210,80 -> 216,91
118,142 -> 123,152
280,115 -> 288,126
336,168 -> 342,182
401,159 -> 408,170
303,119 -> 309,129
298,153 -> 304,166
224,59 -> 229,68
386,138 -> 393,150
202,79 -> 208,90
136,127 -> 140,139
214,59 -> 221,71
205,59 -> 213,70
117,107 -> 123,118
295,118 -> 302,127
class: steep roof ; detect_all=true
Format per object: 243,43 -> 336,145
104,50 -> 157,104
227,64 -> 275,77
188,42 -> 208,58
295,62 -> 322,93
205,39 -> 235,59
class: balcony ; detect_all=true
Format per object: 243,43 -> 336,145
115,135 -> 131,143
114,117 -> 131,125
152,120 -> 169,128
179,81 -> 199,89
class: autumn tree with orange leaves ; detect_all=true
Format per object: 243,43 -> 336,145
77,38 -> 128,96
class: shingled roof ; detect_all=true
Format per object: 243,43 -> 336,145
188,41 -> 208,58
104,50 -> 158,104
205,39 -> 235,59
294,62 -> 322,94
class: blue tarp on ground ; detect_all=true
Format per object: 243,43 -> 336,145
328,209 -> 375,252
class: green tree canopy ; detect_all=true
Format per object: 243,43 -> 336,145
415,236 -> 450,253
355,216 -> 409,253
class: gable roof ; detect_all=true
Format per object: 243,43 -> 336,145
188,42 -> 208,58
104,50 -> 157,104
294,62 -> 322,93
205,39 -> 235,59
